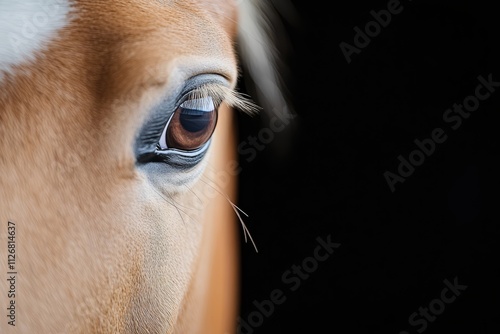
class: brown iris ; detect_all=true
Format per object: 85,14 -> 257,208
166,97 -> 218,151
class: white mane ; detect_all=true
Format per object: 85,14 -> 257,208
237,0 -> 295,118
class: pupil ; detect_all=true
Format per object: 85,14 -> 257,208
179,108 -> 212,133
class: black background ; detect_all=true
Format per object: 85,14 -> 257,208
235,1 -> 499,333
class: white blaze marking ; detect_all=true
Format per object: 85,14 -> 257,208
0,0 -> 72,81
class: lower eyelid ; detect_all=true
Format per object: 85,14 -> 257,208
136,141 -> 209,166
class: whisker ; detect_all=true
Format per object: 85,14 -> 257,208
232,203 -> 258,253
199,176 -> 258,252
183,184 -> 203,204
150,186 -> 195,225
231,202 -> 249,218
199,165 -> 249,217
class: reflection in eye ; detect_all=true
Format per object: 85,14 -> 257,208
158,96 -> 218,151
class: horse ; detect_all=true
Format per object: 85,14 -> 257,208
0,0 -> 290,333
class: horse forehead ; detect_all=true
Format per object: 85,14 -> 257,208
0,0 -> 236,81
77,1 -> 234,58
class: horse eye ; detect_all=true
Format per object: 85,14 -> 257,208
159,96 -> 218,151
